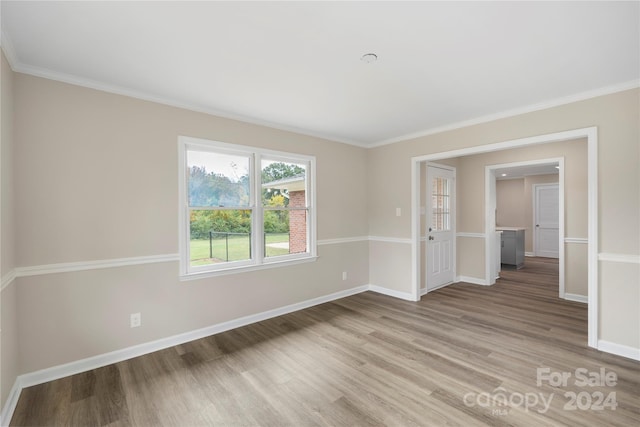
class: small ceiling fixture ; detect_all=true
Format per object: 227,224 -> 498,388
361,53 -> 378,63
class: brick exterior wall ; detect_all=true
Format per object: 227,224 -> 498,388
289,190 -> 307,253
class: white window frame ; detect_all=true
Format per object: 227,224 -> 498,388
178,136 -> 317,280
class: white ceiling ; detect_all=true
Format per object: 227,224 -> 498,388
1,1 -> 638,147
494,163 -> 559,180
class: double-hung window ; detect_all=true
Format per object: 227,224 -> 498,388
179,136 -> 316,278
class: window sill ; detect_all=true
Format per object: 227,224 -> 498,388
179,255 -> 318,281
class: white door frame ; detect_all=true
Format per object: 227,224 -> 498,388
486,158 -> 565,298
533,182 -> 561,259
424,162 -> 456,293
411,127 -> 597,348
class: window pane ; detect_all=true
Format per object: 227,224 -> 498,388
261,160 -> 306,207
187,150 -> 250,207
431,177 -> 451,232
180,137 -> 316,276
264,209 -> 308,257
189,209 -> 252,266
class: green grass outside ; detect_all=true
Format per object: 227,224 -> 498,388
190,233 -> 290,266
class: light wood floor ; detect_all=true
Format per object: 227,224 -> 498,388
11,258 -> 640,426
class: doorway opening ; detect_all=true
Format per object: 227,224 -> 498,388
410,127 -> 597,348
487,158 -> 564,295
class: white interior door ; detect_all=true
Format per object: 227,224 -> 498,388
535,184 -> 559,258
426,165 -> 455,290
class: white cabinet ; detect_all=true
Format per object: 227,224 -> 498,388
495,231 -> 502,280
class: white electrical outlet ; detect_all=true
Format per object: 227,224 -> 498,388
342,271 -> 348,281
130,312 -> 141,328
396,207 -> 402,217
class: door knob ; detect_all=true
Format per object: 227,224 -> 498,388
428,236 -> 434,240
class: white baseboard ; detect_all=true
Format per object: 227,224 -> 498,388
368,284 -> 416,301
598,340 -> 640,361
422,282 -> 454,294
564,293 -> 588,304
2,285 -> 370,423
12,282 -> 424,394
0,379 -> 22,427
5,281 -> 635,424
456,276 -> 488,286
525,252 -> 535,257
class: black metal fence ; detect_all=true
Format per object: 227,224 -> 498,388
208,231 -> 289,261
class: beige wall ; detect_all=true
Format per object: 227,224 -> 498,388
454,139 -> 586,240
566,243 -> 588,297
12,73 -> 370,374
497,174 -> 564,245
496,178 -> 526,229
1,51 -> 19,409
370,241 -> 412,294
496,173 -> 577,255
1,54 -> 15,277
368,88 -> 639,349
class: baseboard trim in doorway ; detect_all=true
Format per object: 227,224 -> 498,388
368,284 -> 415,301
564,293 -> 588,304
598,340 -> 640,361
456,276 -> 488,286
0,379 -> 22,427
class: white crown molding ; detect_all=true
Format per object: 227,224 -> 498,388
0,31 -> 19,68
0,270 -> 17,292
5,56 -> 365,149
598,253 -> 640,264
371,80 -> 640,148
4,36 -> 637,151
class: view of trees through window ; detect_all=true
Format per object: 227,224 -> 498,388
187,150 -> 307,266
